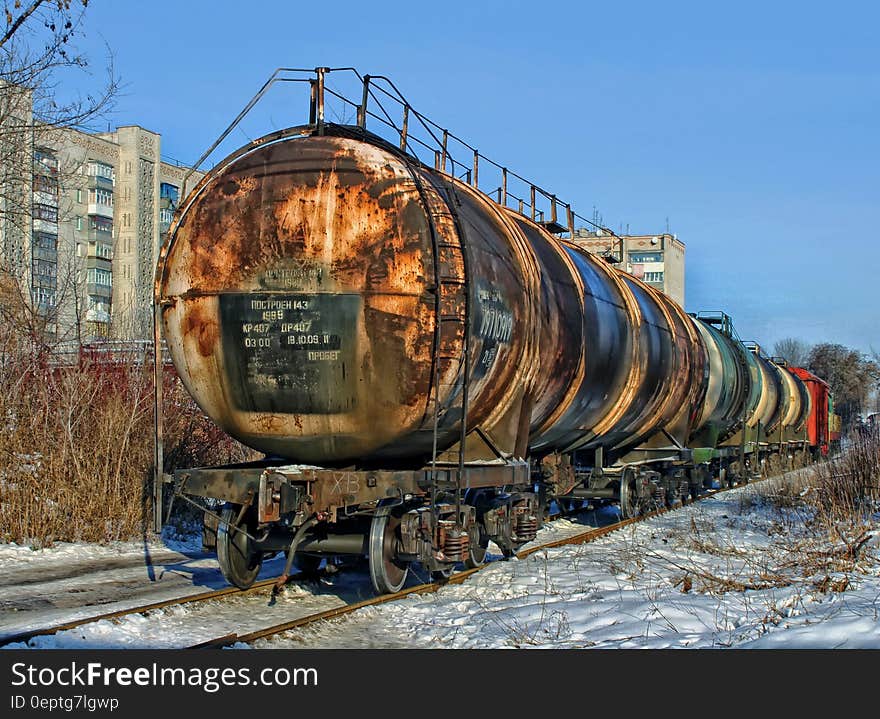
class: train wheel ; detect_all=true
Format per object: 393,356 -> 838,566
724,465 -> 737,488
369,504 -> 408,594
619,469 -> 640,519
464,523 -> 488,569
217,503 -> 262,589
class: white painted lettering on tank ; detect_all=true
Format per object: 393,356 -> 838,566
479,306 -> 513,343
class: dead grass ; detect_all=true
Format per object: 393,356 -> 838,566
668,435 -> 880,600
752,434 -> 880,575
0,334 -> 255,545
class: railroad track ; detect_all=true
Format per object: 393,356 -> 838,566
191,497 -> 697,648
0,574 -> 294,648
0,480 -> 752,650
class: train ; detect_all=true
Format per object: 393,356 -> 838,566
154,69 -> 838,594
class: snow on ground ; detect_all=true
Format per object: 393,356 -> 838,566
3,481 -> 878,649
0,525 -> 281,642
0,506 -> 618,649
4,582 -> 349,649
256,486 -> 880,649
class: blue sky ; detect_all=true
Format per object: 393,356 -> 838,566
72,0 -> 878,354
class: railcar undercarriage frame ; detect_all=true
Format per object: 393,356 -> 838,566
173,460 -> 538,593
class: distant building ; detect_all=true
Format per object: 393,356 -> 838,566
0,85 -> 202,342
569,229 -> 685,307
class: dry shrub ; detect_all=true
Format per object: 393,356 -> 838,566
810,431 -> 880,523
0,337 -> 255,546
749,432 -> 880,580
757,432 -> 879,523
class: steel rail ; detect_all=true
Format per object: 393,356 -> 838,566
0,574 -> 293,648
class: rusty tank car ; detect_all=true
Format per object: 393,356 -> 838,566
154,68 -> 824,593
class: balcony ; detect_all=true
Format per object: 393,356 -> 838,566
32,246 -> 57,263
34,155 -> 59,173
88,227 -> 112,243
86,282 -> 112,299
86,308 -> 111,325
33,218 -> 57,233
87,240 -> 112,261
33,190 -> 58,208
33,275 -> 57,291
87,202 -> 113,219
88,174 -> 114,191
159,217 -> 174,234
86,253 -> 112,269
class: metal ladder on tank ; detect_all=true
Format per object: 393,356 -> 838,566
419,179 -> 472,535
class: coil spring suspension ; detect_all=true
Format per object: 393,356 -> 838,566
652,485 -> 666,505
512,507 -> 538,543
438,520 -> 469,562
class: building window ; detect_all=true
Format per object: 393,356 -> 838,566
96,242 -> 113,259
159,207 -> 174,225
33,174 -> 58,196
33,203 -> 58,222
88,188 -> 114,206
32,232 -> 57,251
629,251 -> 663,263
77,189 -> 83,203
87,161 -> 115,181
32,287 -> 56,307
643,271 -> 664,283
87,268 -> 112,287
32,258 -> 57,277
160,182 -> 179,203
76,216 -> 83,231
33,148 -> 58,172
86,321 -> 110,338
89,215 -> 112,233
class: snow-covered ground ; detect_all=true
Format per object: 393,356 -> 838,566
2,482 -> 878,649
255,485 -> 880,649
0,507 -> 617,648
0,526 -> 285,643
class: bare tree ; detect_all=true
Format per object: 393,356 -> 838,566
1,1 -> 118,347
773,337 -> 810,367
1,2 -> 117,126
870,348 -> 880,415
807,343 -> 880,432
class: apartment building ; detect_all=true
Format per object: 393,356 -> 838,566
1,85 -> 201,342
569,229 -> 686,307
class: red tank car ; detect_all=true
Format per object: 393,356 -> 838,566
788,366 -> 832,456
